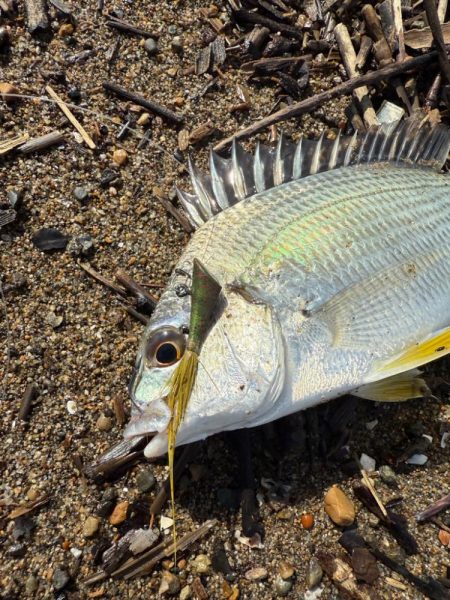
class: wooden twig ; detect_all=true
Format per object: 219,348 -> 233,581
24,0 -> 49,33
115,269 -> 157,312
438,0 -> 448,23
124,305 -> 149,325
214,51 -> 438,152
18,131 -> 65,154
45,85 -> 96,150
416,492 -> 450,522
241,55 -> 311,74
156,195 -> 194,233
334,23 -> 378,127
106,18 -> 159,39
112,397 -> 126,427
103,82 -> 183,126
392,0 -> 406,61
0,133 -> 29,156
361,468 -> 388,517
233,8 -> 302,39
18,383 -> 38,421
80,263 -> 127,297
424,0 -> 450,84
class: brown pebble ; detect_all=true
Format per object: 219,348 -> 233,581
96,414 -> 112,432
159,571 -> 181,595
438,529 -> 450,546
245,566 -> 268,581
58,23 -> 74,37
279,561 -> 295,580
137,112 -> 150,126
324,485 -> 355,526
83,516 -> 100,538
0,82 -> 18,103
26,486 -> 40,501
113,149 -> 128,167
300,512 -> 315,530
109,500 -> 128,525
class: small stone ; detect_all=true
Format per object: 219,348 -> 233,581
83,516 -> 100,538
368,514 -> 380,528
136,468 -> 156,493
68,87 -> 82,102
351,547 -> 379,584
129,528 -> 159,554
25,574 -> 38,594
52,567 -> 70,591
278,561 -> 294,580
144,37 -> 158,55
102,487 -> 118,501
96,414 -> 112,432
276,508 -> 293,521
70,547 -> 82,559
191,554 -> 211,575
73,186 -> 89,202
245,566 -> 268,581
306,557 -> 323,589
379,465 -> 398,486
324,485 -> 355,526
113,149 -> 128,166
360,453 -> 376,472
405,453 -> 428,465
96,499 -> 114,518
168,24 -> 177,34
179,585 -> 191,600
439,529 -> 450,546
171,36 -> 183,54
273,575 -> 292,596
46,312 -> 64,328
58,23 -> 74,36
159,571 -> 180,595
99,168 -> 118,187
0,82 -> 18,103
137,112 -> 151,126
66,400 -> 77,414
7,542 -> 26,558
109,500 -> 129,525
300,512 -> 314,529
160,515 -> 174,530
27,486 -> 40,501
7,189 -> 22,208
67,234 -> 95,257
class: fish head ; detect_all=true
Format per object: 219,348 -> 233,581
124,278 -> 286,459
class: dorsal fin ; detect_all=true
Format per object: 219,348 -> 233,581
177,118 -> 450,229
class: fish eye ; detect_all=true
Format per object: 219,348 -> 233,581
146,326 -> 186,367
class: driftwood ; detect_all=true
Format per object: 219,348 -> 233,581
214,51 -> 438,151
405,22 -> 450,50
18,383 -> 39,421
106,18 -> 159,39
0,133 -> 29,156
46,85 -> 96,150
103,82 -> 183,125
423,0 -> 450,84
18,131 -> 65,154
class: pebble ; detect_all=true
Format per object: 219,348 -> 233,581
52,567 -> 70,591
0,82 -> 18,103
73,186 -> 89,202
171,36 -> 183,54
245,567 -> 268,581
96,414 -> 112,432
168,24 -> 177,34
109,500 -> 129,525
66,400 -> 77,414
179,585 -> 191,600
360,453 -> 376,472
46,312 -> 64,328
6,189 -> 21,208
351,547 -> 379,584
113,148 -> 128,166
129,528 -> 159,554
379,465 -> 398,486
273,575 -> 292,596
279,561 -> 294,580
144,37 -> 158,55
137,112 -> 151,126
58,23 -> 74,36
25,574 -> 38,594
405,453 -> 428,465
159,571 -> 181,595
7,542 -> 26,557
136,468 -> 156,492
67,234 -> 95,257
438,529 -> 450,546
160,515 -> 174,530
324,485 -> 355,526
82,516 -> 100,538
191,554 -> 211,575
300,512 -> 315,530
306,557 -> 323,589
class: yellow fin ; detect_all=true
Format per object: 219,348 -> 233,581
353,369 -> 429,402
379,326 -> 450,375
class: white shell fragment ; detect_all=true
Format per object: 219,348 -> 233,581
405,453 -> 428,466
66,400 -> 77,414
160,515 -> 174,531
360,453 -> 376,472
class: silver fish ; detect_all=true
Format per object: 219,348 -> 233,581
125,118 -> 450,459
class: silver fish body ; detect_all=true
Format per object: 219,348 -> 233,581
126,122 -> 450,458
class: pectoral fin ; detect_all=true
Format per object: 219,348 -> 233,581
353,369 -> 429,402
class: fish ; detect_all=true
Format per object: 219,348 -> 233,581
124,117 -> 450,462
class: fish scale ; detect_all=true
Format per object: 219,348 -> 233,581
124,120 -> 450,461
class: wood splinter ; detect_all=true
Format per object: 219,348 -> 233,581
45,85 -> 96,150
